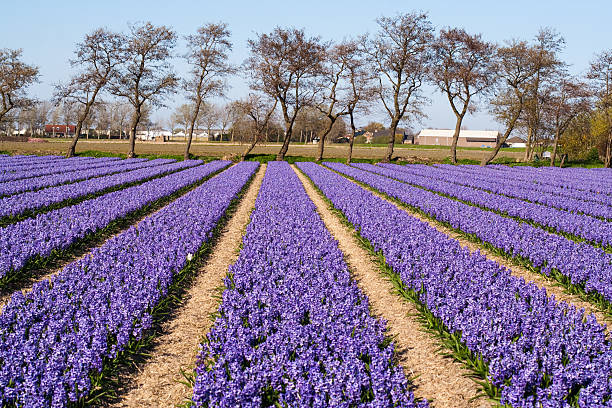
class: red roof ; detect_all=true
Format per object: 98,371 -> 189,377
45,125 -> 76,133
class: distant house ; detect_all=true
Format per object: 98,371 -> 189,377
506,136 -> 526,148
414,129 -> 500,148
44,125 -> 76,137
194,129 -> 224,141
11,129 -> 28,136
136,129 -> 172,141
371,128 -> 408,144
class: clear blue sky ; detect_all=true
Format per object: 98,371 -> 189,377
3,0 -> 610,131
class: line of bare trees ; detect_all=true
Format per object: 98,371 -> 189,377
2,13 -> 612,166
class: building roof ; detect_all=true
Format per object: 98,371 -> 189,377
417,129 -> 499,139
506,136 -> 525,143
372,128 -> 407,137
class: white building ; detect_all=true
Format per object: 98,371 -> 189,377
414,129 -> 500,148
506,136 -> 526,148
136,129 -> 172,141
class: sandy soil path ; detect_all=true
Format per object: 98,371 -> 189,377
294,164 -> 491,408
112,164 -> 265,408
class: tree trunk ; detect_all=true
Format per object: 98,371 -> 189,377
316,119 -> 335,162
184,121 -> 196,160
559,153 -> 567,167
184,101 -> 201,160
550,129 -> 561,166
127,110 -> 141,159
523,127 -> 532,161
347,111 -> 356,164
241,133 -> 259,161
277,126 -> 292,161
606,132 -> 612,168
66,95 -> 98,158
67,122 -> 83,158
481,112 -> 521,166
450,114 -> 464,164
528,128 -> 538,161
382,120 -> 399,163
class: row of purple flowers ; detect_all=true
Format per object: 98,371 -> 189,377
192,161 -> 425,407
0,161 -> 257,407
0,160 -> 229,281
422,164 -> 612,219
445,164 -> 612,198
434,163 -> 612,208
0,155 -> 65,171
299,162 -> 612,407
0,158 -> 174,197
0,156 -> 125,182
324,162 -> 612,305
0,156 -> 87,174
0,159 -> 202,219
354,163 -> 612,247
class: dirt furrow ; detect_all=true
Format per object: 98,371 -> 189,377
112,164 -> 265,408
293,165 -> 490,408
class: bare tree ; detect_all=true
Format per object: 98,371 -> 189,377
172,103 -> 196,137
94,102 -> 112,138
218,103 -> 234,142
588,50 -> 612,167
183,22 -> 234,159
200,102 -> 220,140
59,100 -> 77,134
314,41 -> 363,161
18,100 -> 50,136
481,41 -> 540,165
246,27 -> 325,161
55,28 -> 123,156
520,29 -> 565,161
110,101 -> 131,139
544,74 -> 591,165
341,42 -> 376,164
109,22 -> 178,158
225,100 -> 245,143
236,94 -> 278,159
0,48 -> 39,124
364,12 -> 433,162
431,28 -> 497,163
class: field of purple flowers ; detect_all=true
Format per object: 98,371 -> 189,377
0,154 -> 610,407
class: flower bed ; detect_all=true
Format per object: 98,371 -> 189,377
324,162 -> 612,304
0,156 -> 126,182
0,160 -> 230,281
0,158 -> 174,197
299,162 -> 612,407
0,159 -> 203,219
0,161 -> 257,407
192,161 -> 425,408
353,163 -> 612,247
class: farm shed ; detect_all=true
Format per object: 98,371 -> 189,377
415,129 -> 500,148
506,136 -> 527,148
